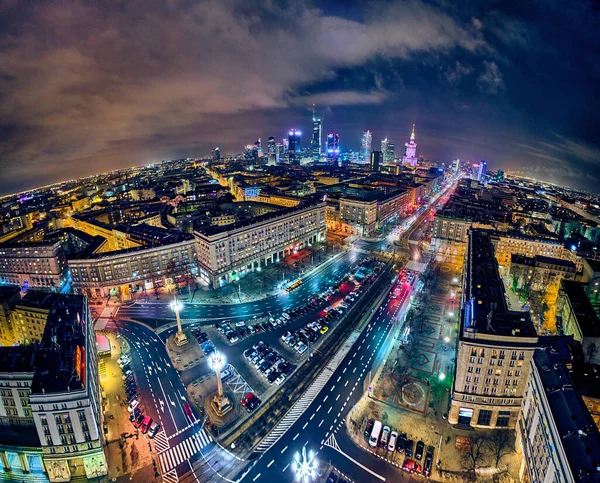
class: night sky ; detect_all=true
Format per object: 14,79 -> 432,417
0,0 -> 599,195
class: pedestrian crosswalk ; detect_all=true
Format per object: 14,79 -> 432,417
158,429 -> 212,473
162,469 -> 178,483
153,430 -> 170,453
255,330 -> 362,453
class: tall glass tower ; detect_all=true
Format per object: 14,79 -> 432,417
311,109 -> 322,161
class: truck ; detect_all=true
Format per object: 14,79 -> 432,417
369,420 -> 383,448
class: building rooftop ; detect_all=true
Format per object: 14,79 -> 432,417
0,345 -> 37,373
560,280 -> 600,337
510,253 -> 577,270
31,295 -> 88,394
533,346 -> 600,482
462,229 -> 537,339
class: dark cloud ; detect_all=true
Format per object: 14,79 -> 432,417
0,0 -> 599,194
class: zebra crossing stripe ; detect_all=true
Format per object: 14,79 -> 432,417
158,429 -> 214,473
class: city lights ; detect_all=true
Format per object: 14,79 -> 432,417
292,446 -> 318,483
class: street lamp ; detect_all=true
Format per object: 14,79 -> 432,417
170,297 -> 189,346
208,351 -> 232,416
292,446 -> 318,483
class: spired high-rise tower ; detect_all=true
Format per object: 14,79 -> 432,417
267,136 -> 276,165
311,107 -> 322,161
288,129 -> 301,165
360,130 -> 372,163
402,124 -> 418,167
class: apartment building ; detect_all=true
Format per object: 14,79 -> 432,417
449,229 -> 539,429
517,342 -> 600,483
69,237 -> 197,299
0,241 -> 68,291
0,294 -> 106,482
194,201 -> 326,288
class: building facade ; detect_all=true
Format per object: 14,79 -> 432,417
449,230 -> 539,429
0,242 -> 68,291
517,344 -> 600,483
194,202 -> 326,288
402,124 -> 418,167
68,238 -> 197,300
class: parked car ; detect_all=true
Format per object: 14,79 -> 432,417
364,419 -> 374,438
398,433 -> 407,453
133,413 -> 145,428
127,399 -> 139,413
403,459 -> 422,474
148,421 -> 161,438
424,446 -> 434,477
275,373 -> 286,385
415,440 -> 425,460
128,407 -> 141,422
140,416 -> 153,434
380,426 -> 391,448
405,439 -> 414,458
320,326 -> 329,335
241,392 -> 256,407
388,431 -> 398,452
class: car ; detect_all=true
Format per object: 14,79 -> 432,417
282,331 -> 291,341
388,431 -> 398,452
275,373 -> 286,385
297,343 -> 308,354
128,406 -> 142,422
405,439 -> 414,458
246,396 -> 261,412
380,425 -> 391,447
127,399 -> 139,413
364,419 -> 374,438
140,415 -> 153,434
264,366 -> 276,377
241,392 -> 256,407
403,459 -> 422,474
229,336 -> 239,343
133,413 -> 145,428
267,371 -> 279,384
424,446 -> 434,477
282,313 -> 290,320
148,421 -> 161,438
415,440 -> 425,460
398,433 -> 407,453
326,472 -> 338,483
183,402 -> 194,420
126,389 -> 137,399
235,321 -> 246,327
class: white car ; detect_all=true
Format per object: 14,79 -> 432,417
229,336 -> 239,343
282,313 -> 290,320
235,321 -> 246,327
297,343 -> 308,354
127,399 -> 139,413
275,374 -> 286,385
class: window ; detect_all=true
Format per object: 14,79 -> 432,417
496,411 -> 511,427
477,410 -> 492,426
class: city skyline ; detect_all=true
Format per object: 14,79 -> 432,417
0,1 -> 599,195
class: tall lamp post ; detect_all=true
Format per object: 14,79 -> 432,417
208,351 -> 232,416
292,446 -> 318,482
170,298 -> 188,347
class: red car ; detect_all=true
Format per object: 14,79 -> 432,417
403,459 -> 422,474
183,402 -> 194,420
241,392 -> 256,407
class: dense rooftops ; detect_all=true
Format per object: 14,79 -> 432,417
533,346 -> 600,482
560,280 -> 600,337
463,229 -> 537,338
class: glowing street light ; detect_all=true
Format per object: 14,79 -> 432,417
292,446 -> 318,483
439,373 -> 446,381
170,297 -> 188,347
208,351 -> 232,416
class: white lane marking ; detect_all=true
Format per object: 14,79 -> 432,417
267,460 -> 274,468
281,446 -> 288,454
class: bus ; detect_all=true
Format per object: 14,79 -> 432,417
286,280 -> 303,292
369,420 -> 383,447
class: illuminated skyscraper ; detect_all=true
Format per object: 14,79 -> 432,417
311,109 -> 322,161
402,124 -> 418,167
288,129 -> 301,165
267,136 -> 276,165
478,160 -> 487,182
212,147 -> 220,161
326,131 -> 334,161
381,138 -> 395,163
451,158 -> 460,173
326,131 -> 340,165
360,130 -> 372,163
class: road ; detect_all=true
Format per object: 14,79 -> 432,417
116,249 -> 368,327
116,321 -> 215,483
233,276 -> 418,483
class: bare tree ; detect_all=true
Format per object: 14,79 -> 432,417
485,430 -> 514,467
461,437 -> 487,480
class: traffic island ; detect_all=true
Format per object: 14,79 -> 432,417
165,331 -> 204,371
